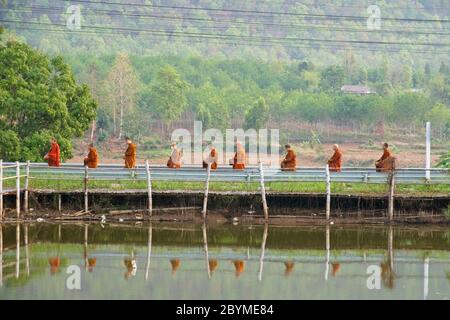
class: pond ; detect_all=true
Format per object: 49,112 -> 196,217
0,222 -> 449,300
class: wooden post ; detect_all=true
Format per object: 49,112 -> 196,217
84,224 -> 88,271
84,166 -> 89,213
58,194 -> 62,213
202,163 -> 211,219
423,255 -> 429,300
325,164 -> 331,220
145,160 -> 152,216
24,161 -> 30,213
0,225 -> 3,287
0,159 -> 3,220
16,162 -> 20,219
24,224 -> 30,276
324,224 -> 330,281
259,162 -> 269,220
425,122 -> 431,182
388,171 -> 395,222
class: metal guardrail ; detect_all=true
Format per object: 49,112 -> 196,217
1,162 -> 449,185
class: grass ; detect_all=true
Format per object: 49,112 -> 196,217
2,175 -> 449,196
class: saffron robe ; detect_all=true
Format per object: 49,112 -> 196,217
124,143 -> 137,168
46,142 -> 61,167
376,149 -> 395,172
328,149 -> 343,172
203,148 -> 218,170
233,146 -> 246,170
281,149 -> 297,171
84,147 -> 99,168
167,148 -> 182,169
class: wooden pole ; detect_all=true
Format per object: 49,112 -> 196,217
388,171 -> 395,222
258,223 -> 269,281
259,162 -> 269,220
58,194 -> 62,213
24,161 -> 30,213
145,160 -> 152,216
16,161 -> 20,219
0,225 -> 3,287
425,122 -> 431,182
325,164 -> 331,220
0,159 -> 3,220
84,224 -> 88,271
423,255 -> 429,300
84,166 -> 89,213
202,163 -> 211,219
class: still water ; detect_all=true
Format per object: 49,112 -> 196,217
0,222 -> 449,300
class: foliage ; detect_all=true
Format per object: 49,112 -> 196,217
0,38 -> 97,162
436,150 -> 450,168
244,97 -> 269,130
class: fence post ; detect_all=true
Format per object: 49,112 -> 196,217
202,163 -> 211,219
16,162 -> 20,219
24,161 -> 30,213
145,160 -> 153,216
388,171 -> 395,222
325,164 -> 331,220
0,159 -> 3,220
259,162 -> 269,220
84,166 -> 89,213
425,122 -> 431,182
58,194 -> 62,213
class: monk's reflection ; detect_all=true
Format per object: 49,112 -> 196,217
209,259 -> 218,273
284,261 -> 295,276
87,258 -> 97,272
124,252 -> 137,279
332,263 -> 341,277
233,260 -> 245,277
48,257 -> 61,275
380,261 -> 395,289
170,258 -> 181,275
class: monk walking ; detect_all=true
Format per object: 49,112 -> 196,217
281,144 -> 297,171
83,143 -> 99,168
327,144 -> 342,172
123,137 -> 137,169
376,143 -> 395,172
203,144 -> 218,170
232,142 -> 246,170
167,142 -> 182,169
44,137 -> 61,167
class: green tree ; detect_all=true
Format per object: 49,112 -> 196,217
319,65 -> 345,93
245,97 -> 269,130
0,38 -> 97,161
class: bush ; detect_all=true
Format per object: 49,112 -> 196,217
21,131 -> 72,162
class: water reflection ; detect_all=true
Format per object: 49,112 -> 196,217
0,222 -> 448,300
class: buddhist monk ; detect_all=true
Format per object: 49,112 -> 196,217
87,257 -> 97,273
284,261 -> 295,276
44,138 -> 61,167
167,142 -> 182,169
48,257 -> 61,275
170,258 -> 181,275
376,143 -> 395,172
232,142 -> 246,170
124,254 -> 137,279
83,143 -> 99,168
281,144 -> 297,171
233,260 -> 245,277
203,144 -> 218,170
327,144 -> 342,172
123,137 -> 137,169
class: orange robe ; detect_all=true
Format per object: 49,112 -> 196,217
209,259 -> 218,272
46,142 -> 61,167
124,143 -> 137,168
328,149 -> 342,172
203,148 -> 218,170
170,259 -> 181,274
84,147 -> 99,168
233,147 -> 246,170
281,149 -> 297,171
233,260 -> 245,277
167,148 -> 181,169
376,149 -> 394,172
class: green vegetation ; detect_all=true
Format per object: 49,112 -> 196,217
0,28 -> 97,162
